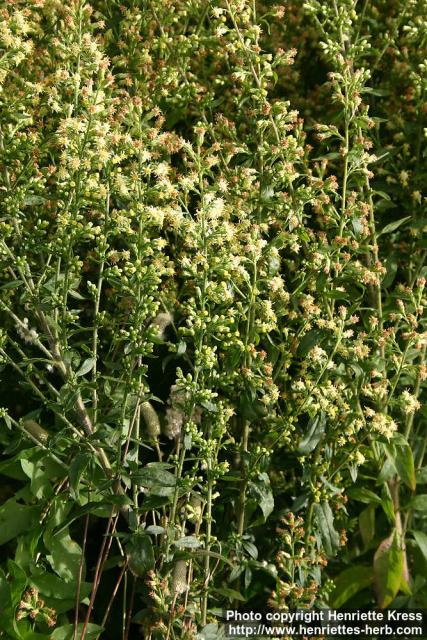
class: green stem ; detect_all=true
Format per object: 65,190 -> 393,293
92,180 -> 109,424
237,419 -> 250,537
201,465 -> 213,626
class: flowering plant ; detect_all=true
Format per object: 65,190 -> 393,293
0,0 -> 426,638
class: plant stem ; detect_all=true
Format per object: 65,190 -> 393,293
201,458 -> 213,625
237,419 -> 250,537
73,514 -> 90,640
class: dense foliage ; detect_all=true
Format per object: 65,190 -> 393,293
0,0 -> 426,638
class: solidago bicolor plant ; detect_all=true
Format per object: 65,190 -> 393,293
0,1 -> 426,638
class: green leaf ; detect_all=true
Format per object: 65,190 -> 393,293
412,531 -> 427,563
380,486 -> 396,525
409,216 -> 427,230
417,467 -> 427,484
200,399 -> 217,413
198,624 -> 226,640
359,504 -> 375,548
382,257 -> 398,289
0,279 -> 24,290
249,472 -> 274,520
45,529 -> 83,582
5,560 -> 28,638
21,458 -> 53,500
53,501 -> 112,537
51,624 -> 103,640
373,190 -> 391,201
409,495 -> 427,512
384,441 -> 416,491
373,530 -> 404,608
312,152 -> 341,161
214,587 -> 245,602
132,467 -> 177,487
297,329 -> 326,357
24,195 -> 45,206
126,534 -> 155,576
314,501 -> 340,556
330,565 -> 373,608
0,500 -> 40,546
347,487 -> 382,505
133,465 -> 177,496
69,453 -> 91,499
175,536 -> 202,549
238,392 -> 268,421
15,529 -> 42,572
352,217 -> 363,236
0,448 -> 42,476
378,216 -> 411,236
177,340 -> 187,355
145,525 -> 165,535
298,413 -> 326,455
378,458 -> 397,484
243,540 -> 258,559
30,573 -> 91,601
69,289 -> 86,300
76,357 -> 96,377
146,485 -> 176,497
7,560 -> 27,605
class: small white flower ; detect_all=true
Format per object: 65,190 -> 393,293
370,413 -> 398,440
309,346 -> 327,362
401,390 -> 420,414
215,26 -> 227,37
354,451 -> 365,466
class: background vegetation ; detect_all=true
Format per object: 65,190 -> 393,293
0,0 -> 426,638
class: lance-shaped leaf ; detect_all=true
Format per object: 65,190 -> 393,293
126,534 -> 155,577
314,501 -> 340,556
373,530 -> 404,608
330,565 -> 373,608
298,412 -> 326,455
384,439 -> 416,491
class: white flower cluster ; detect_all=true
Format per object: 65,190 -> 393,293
400,390 -> 421,414
365,409 -> 398,440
